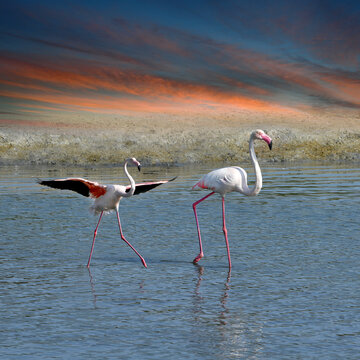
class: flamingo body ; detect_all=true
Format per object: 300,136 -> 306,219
192,129 -> 273,268
38,158 -> 175,268
192,166 -> 250,196
90,184 -> 126,214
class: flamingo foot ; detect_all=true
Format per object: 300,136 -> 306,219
193,252 -> 204,264
140,257 -> 148,268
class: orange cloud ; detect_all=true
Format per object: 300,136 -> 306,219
0,82 -> 291,115
0,55 -> 295,114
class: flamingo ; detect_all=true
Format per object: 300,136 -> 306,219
192,129 -> 272,268
38,157 -> 175,268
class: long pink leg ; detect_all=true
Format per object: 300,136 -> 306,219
87,211 -> 103,268
192,191 -> 215,264
116,209 -> 147,268
222,197 -> 232,269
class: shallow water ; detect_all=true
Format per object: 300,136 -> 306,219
1,163 -> 360,359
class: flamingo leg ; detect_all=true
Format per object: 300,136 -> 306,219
87,211 -> 104,268
222,197 -> 232,269
192,191 -> 215,264
115,209 -> 147,268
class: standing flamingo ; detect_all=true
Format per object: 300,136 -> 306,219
192,129 -> 272,268
38,157 -> 175,268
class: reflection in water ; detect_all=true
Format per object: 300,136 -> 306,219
192,265 -> 204,322
87,267 -> 97,309
193,266 -> 263,358
87,268 -> 146,310
194,264 -> 204,297
3,164 -> 359,358
219,269 -> 231,326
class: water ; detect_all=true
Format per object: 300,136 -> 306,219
1,163 -> 360,359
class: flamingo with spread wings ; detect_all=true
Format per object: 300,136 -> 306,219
38,157 -> 175,268
192,129 -> 272,268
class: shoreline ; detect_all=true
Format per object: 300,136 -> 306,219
1,111 -> 360,166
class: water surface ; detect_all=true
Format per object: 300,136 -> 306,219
1,163 -> 360,359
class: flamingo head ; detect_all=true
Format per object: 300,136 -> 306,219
253,129 -> 272,150
130,157 -> 141,171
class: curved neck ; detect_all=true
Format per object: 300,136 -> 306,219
122,159 -> 136,197
247,137 -> 262,196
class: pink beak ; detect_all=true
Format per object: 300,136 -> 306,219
261,134 -> 273,150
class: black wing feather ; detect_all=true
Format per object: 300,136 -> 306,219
38,179 -> 90,197
126,177 -> 177,196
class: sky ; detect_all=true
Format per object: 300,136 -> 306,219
1,0 -> 360,124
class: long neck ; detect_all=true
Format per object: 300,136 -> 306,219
122,159 -> 136,197
247,137 -> 262,196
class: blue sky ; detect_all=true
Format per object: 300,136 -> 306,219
1,0 -> 360,124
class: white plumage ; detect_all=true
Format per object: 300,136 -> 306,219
39,157 -> 175,268
191,129 -> 273,268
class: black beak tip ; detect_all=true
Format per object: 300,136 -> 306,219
268,141 -> 273,150
138,165 -> 141,171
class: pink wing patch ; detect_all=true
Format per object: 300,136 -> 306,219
74,179 -> 107,198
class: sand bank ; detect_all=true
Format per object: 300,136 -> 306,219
1,109 -> 360,165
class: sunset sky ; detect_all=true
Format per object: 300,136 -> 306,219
1,0 -> 360,124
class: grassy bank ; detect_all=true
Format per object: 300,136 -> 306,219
1,125 -> 360,166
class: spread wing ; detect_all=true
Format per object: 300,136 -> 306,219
38,178 -> 106,198
126,177 -> 177,195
